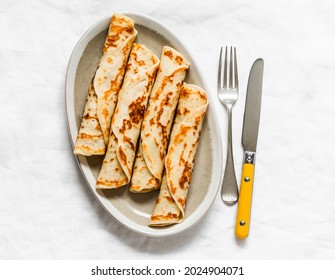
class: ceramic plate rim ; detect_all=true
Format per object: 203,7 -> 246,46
65,13 -> 223,237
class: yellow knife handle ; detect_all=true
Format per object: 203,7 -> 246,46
235,163 -> 255,239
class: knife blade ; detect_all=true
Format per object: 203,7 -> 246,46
235,58 -> 264,239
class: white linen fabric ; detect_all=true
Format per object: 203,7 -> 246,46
1,0 -> 335,259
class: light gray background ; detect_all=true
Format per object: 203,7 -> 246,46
1,0 -> 334,259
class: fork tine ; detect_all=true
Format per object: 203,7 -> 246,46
218,47 -> 223,88
223,46 -> 228,88
234,47 -> 238,90
229,46 -> 233,88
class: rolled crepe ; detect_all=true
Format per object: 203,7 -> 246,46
96,43 -> 160,189
149,83 -> 208,226
74,14 -> 137,156
129,46 -> 190,192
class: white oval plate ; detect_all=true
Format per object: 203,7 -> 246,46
65,13 -> 223,237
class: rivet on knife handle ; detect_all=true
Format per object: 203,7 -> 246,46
235,152 -> 255,239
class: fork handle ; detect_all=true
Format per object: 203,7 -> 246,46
221,108 -> 239,203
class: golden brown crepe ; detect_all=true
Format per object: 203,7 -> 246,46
129,46 -> 190,193
96,43 -> 160,189
149,83 -> 208,226
74,14 -> 137,156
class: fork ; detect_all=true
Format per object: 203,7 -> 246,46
218,46 -> 239,204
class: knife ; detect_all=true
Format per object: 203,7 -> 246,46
235,58 -> 264,239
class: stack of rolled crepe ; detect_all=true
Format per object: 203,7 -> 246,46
129,46 -> 190,193
96,43 -> 160,189
73,13 -> 209,227
74,14 -> 137,156
149,83 -> 208,226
